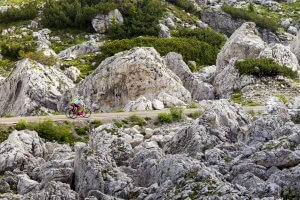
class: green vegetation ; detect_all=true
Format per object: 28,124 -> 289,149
187,102 -> 199,109
42,0 -> 118,31
170,107 -> 184,121
157,112 -> 173,124
165,0 -> 199,16
90,120 -> 103,128
108,0 -> 166,39
235,58 -> 297,79
113,109 -> 125,113
19,51 -> 57,66
0,2 -> 38,24
97,36 -> 220,71
231,90 -> 263,106
187,110 -> 202,119
247,110 -> 263,117
15,119 -> 85,144
222,4 -> 280,32
0,126 -> 13,143
75,126 -> 89,136
0,59 -> 14,76
275,94 -> 289,104
167,5 -> 199,24
128,114 -> 147,127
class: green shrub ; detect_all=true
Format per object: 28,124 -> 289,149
42,0 -> 118,31
0,2 -> 38,23
231,90 -> 243,104
235,58 -> 297,79
0,127 -> 13,143
19,51 -> 57,66
97,36 -> 219,70
222,4 -> 280,32
108,0 -> 166,39
187,111 -> 202,119
157,112 -> 173,124
170,107 -> 184,121
90,120 -> 103,128
187,102 -> 199,109
0,34 -> 36,59
128,114 -> 147,127
0,59 -> 14,76
166,0 -> 199,16
75,126 -> 89,136
16,119 -> 82,144
172,28 -> 226,48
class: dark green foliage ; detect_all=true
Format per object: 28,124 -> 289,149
222,4 -> 280,32
108,0 -> 166,39
0,2 -> 38,24
42,0 -> 118,31
0,59 -> 14,75
0,34 -> 36,60
187,111 -> 202,119
97,37 -> 219,69
16,119 -> 83,144
248,3 -> 255,12
75,126 -> 89,136
128,114 -> 147,127
173,28 -> 226,48
19,51 -> 57,66
235,58 -> 297,79
170,107 -> 184,121
0,126 -> 13,143
166,0 -> 199,16
90,120 -> 103,128
157,112 -> 173,124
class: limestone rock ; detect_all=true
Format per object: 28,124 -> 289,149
152,99 -> 164,110
58,40 -> 103,60
64,66 -> 81,82
60,47 -> 191,112
216,22 -> 266,71
158,24 -> 171,38
157,92 -> 186,107
0,130 -> 46,173
124,96 -> 153,112
259,43 -> 300,71
92,9 -> 124,33
290,31 -> 300,63
17,174 -> 39,195
164,52 -> 214,100
0,59 -> 74,116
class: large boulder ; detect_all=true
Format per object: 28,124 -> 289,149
216,22 -> 266,71
0,130 -> 46,173
58,40 -> 103,60
92,9 -> 124,33
164,52 -> 214,100
60,47 -> 191,112
259,43 -> 300,71
124,96 -> 153,111
0,59 -> 74,116
290,31 -> 300,63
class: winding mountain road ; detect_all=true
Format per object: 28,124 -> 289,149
0,106 -> 268,125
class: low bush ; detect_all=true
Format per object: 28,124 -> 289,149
172,28 -> 226,48
166,0 -> 199,16
170,107 -> 184,121
75,126 -> 89,136
222,4 -> 280,32
157,112 -> 173,124
90,120 -> 103,128
19,51 -> 57,66
187,102 -> 199,109
97,37 -> 219,70
0,59 -> 14,76
275,94 -> 289,104
15,119 -> 82,144
128,114 -> 147,127
0,2 -> 38,23
187,111 -> 202,119
235,58 -> 297,79
0,126 -> 13,143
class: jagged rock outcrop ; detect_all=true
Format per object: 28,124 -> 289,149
0,59 -> 74,116
164,52 -> 214,100
124,96 -> 153,111
32,29 -> 57,58
58,40 -> 103,60
259,43 -> 300,71
64,66 -> 81,82
290,31 -> 300,63
0,130 -> 46,173
60,47 -> 191,112
158,23 -> 171,38
92,9 -> 124,33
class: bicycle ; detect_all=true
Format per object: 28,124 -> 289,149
66,104 -> 92,119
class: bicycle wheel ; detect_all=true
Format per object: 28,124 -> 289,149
83,108 -> 92,118
69,109 -> 77,119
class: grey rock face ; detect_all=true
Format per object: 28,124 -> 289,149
259,43 -> 300,71
0,130 -> 46,173
17,174 -> 38,195
290,31 -> 300,63
58,40 -> 103,60
60,47 -> 191,112
216,22 -> 266,71
158,23 -> 171,38
124,96 -> 153,111
164,52 -> 214,100
0,59 -> 74,116
92,9 -> 124,33
64,66 -> 81,82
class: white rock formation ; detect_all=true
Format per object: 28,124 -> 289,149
60,47 -> 191,112
92,9 -> 124,33
64,66 -> 81,82
290,31 -> 300,63
152,99 -> 164,110
0,59 -> 74,116
124,96 -> 153,111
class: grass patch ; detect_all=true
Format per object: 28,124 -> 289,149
187,110 -> 202,119
74,126 -> 89,136
170,107 -> 184,121
0,126 -> 13,143
90,120 -> 103,128
157,112 -> 173,124
0,59 -> 14,76
222,4 -> 280,32
187,102 -> 199,109
19,51 -> 57,66
247,110 -> 263,117
114,109 -> 125,113
231,90 -> 243,104
235,58 -> 297,79
275,94 -> 289,104
128,114 -> 147,127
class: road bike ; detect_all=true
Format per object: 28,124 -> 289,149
65,104 -> 92,119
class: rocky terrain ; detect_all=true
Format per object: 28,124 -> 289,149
0,0 -> 300,199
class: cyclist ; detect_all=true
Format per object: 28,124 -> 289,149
70,96 -> 84,115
